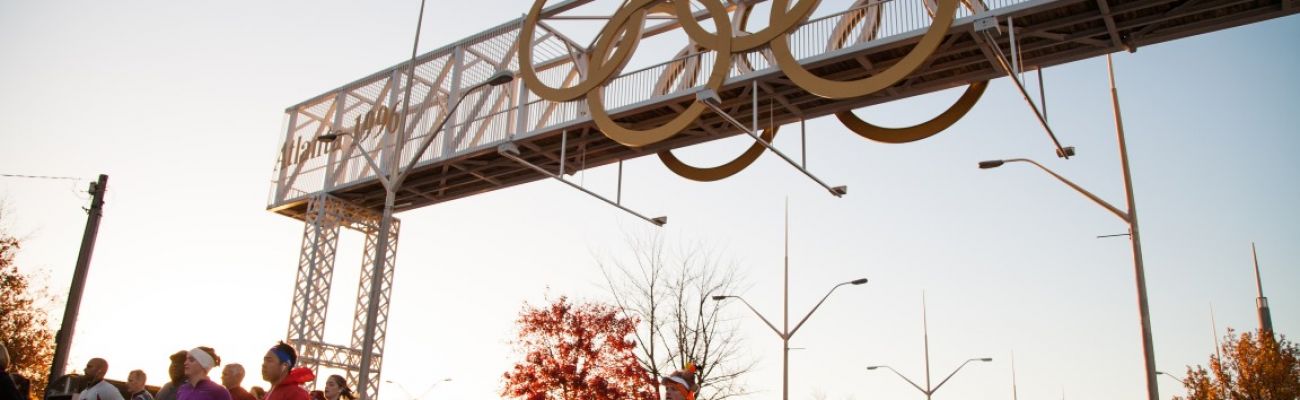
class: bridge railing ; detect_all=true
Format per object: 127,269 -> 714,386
269,0 -> 1032,210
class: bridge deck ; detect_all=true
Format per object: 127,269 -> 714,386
268,0 -> 1296,219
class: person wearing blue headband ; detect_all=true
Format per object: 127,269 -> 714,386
261,342 -> 313,400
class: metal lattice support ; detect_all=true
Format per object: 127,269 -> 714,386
286,194 -> 393,394
347,219 -> 399,400
286,195 -> 343,383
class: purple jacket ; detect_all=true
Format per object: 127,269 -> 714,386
178,379 -> 232,400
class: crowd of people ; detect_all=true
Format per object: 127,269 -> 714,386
0,342 -> 356,400
3,341 -> 705,400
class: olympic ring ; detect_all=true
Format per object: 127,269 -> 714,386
924,0 -> 989,17
730,4 -> 767,74
654,0 -> 763,94
736,0 -> 825,52
836,80 -> 987,143
653,0 -> 752,95
587,0 -> 733,147
519,0 -> 649,102
654,1 -> 770,181
672,0 -> 732,52
653,45 -> 702,96
827,0 -> 883,52
673,0 -> 821,52
516,0 -> 979,179
769,0 -> 958,99
657,126 -> 778,181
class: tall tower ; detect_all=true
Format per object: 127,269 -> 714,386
284,195 -> 398,400
1251,243 -> 1273,334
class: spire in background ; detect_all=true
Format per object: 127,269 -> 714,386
1210,303 -> 1222,360
1010,351 -> 1019,400
1251,243 -> 1273,335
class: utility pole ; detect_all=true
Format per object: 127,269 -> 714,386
783,200 -> 789,400
1108,54 -> 1159,400
49,174 -> 108,381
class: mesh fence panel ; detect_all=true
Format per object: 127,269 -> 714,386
272,0 -> 1037,206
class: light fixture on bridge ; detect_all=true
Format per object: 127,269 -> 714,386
485,70 -> 516,87
318,129 -> 347,143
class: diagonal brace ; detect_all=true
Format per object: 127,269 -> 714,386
498,143 -> 667,226
697,89 -> 847,197
976,25 -> 1073,159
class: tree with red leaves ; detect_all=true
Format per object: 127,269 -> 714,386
2,208 -> 56,400
502,296 -> 656,400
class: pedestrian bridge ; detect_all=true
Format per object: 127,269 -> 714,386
265,0 -> 1295,396
267,0 -> 1296,218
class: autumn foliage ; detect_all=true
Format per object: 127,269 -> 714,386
2,221 -> 57,400
1175,328 -> 1300,400
502,296 -> 656,400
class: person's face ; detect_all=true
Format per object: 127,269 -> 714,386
221,366 -> 242,388
323,379 -> 340,399
664,388 -> 686,400
83,360 -> 106,381
183,355 -> 206,379
127,373 -> 146,393
260,351 -> 285,383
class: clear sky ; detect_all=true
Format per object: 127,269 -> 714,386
1,1 -> 1297,399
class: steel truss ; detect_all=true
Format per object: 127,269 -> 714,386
285,194 -> 399,400
271,0 -> 1296,398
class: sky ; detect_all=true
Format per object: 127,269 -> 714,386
1,1 -> 1297,399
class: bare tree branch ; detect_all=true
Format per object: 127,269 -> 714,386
597,228 -> 754,400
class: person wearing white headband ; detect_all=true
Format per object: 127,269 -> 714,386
178,347 -> 232,400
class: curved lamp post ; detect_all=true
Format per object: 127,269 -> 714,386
978,155 -> 1155,400
866,358 -> 992,400
712,277 -> 867,400
977,54 -> 1158,400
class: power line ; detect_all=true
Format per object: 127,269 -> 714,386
0,173 -> 85,181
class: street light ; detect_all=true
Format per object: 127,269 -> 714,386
322,68 -> 513,400
866,359 -> 991,400
977,54 -> 1158,400
865,295 -> 991,400
713,277 -> 867,400
1155,371 -> 1185,385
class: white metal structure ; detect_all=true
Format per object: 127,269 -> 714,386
268,0 -> 1297,398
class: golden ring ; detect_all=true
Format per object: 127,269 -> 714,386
836,80 -> 987,143
519,0 -> 651,102
658,126 -> 779,181
734,0 -> 825,51
587,0 -> 733,147
827,0 -> 883,51
769,0 -> 958,99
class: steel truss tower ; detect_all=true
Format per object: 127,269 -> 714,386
285,194 -> 399,400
